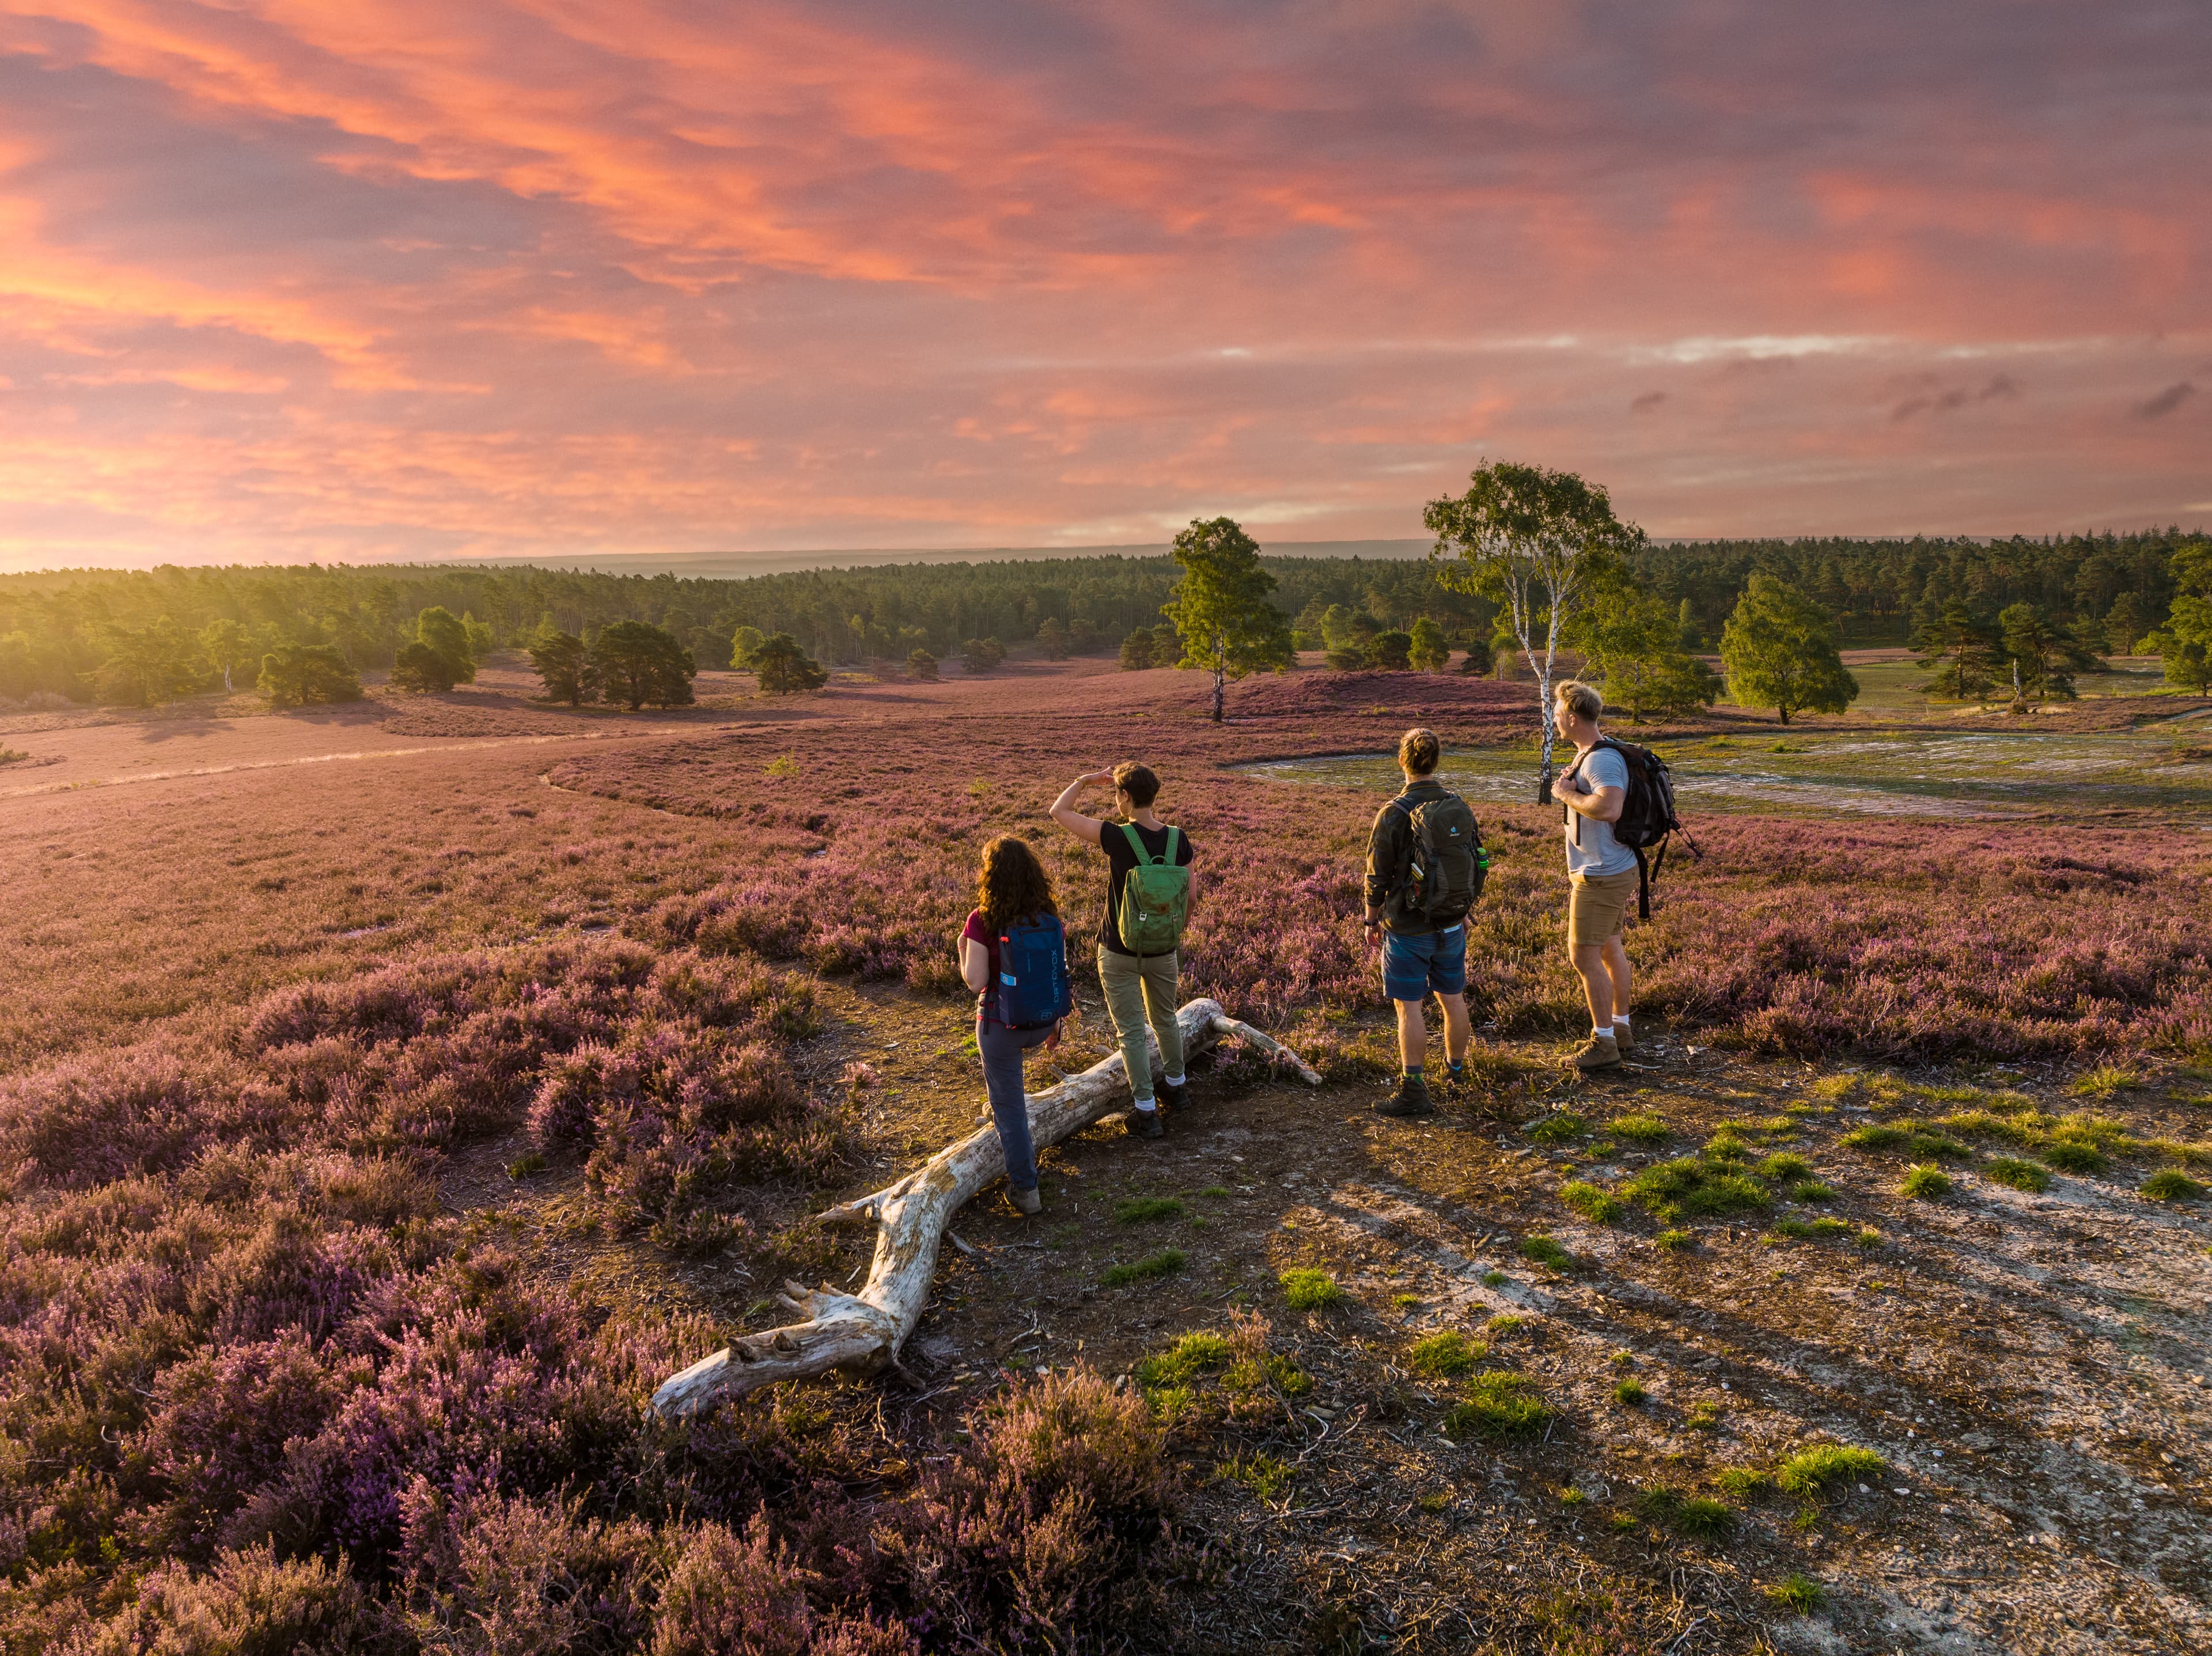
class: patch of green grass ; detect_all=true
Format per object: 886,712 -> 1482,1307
2040,1138 -> 2109,1174
1607,1511 -> 1638,1533
1199,1185 -> 1232,1198
2142,1169 -> 2207,1202
1558,1486 -> 1586,1507
1134,1331 -> 1230,1393
1409,1331 -> 1483,1378
1789,1180 -> 1836,1203
505,1152 -> 547,1178
1840,1123 -> 1911,1151
1765,1572 -> 1825,1613
1654,1227 -> 1694,1252
1103,1248 -> 1186,1287
1559,1180 -> 1624,1223
765,754 -> 800,779
1115,1196 -> 1187,1224
1613,1378 -> 1646,1406
1907,1131 -> 1972,1162
1985,1156 -> 2050,1192
1702,1131 -> 1751,1161
1938,1109 -> 2029,1144
1519,1235 -> 1573,1271
1633,1485 -> 1679,1522
1775,1443 -> 1885,1497
1757,1151 -> 1813,1182
1416,1491 -> 1449,1513
1480,1269 -> 1507,1287
1809,1075 -> 1860,1101
1609,1112 -> 1671,1145
1391,1292 -> 1421,1308
1901,1163 -> 1952,1200
1528,1111 -> 1586,1146
2068,1064 -> 2135,1099
1675,1496 -> 1734,1538
1714,1466 -> 1767,1499
1218,1450 -> 1291,1501
1623,1158 -> 1770,1222
1771,1217 -> 1851,1241
1442,1371 -> 1551,1441
1854,1226 -> 1883,1248
1279,1267 -> 1342,1310
1685,1401 -> 1720,1432
1486,1312 -> 1527,1333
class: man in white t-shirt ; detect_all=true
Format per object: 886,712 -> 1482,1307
1552,679 -> 1637,1071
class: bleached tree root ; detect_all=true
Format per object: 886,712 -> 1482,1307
650,998 -> 1321,1418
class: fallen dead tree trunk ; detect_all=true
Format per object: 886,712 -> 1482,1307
651,997 -> 1321,1418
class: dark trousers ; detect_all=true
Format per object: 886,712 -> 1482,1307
977,1017 -> 1055,1192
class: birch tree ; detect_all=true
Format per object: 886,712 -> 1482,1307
1424,461 -> 1639,799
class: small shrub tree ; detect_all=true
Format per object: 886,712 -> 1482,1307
1912,598 -> 2003,702
589,620 -> 696,708
528,628 -> 596,705
907,647 -> 938,681
258,645 -> 362,708
752,632 -> 828,693
2140,539 -> 2212,695
1365,630 -> 1413,670
1456,635 -> 1495,676
413,606 -> 477,686
1719,574 -> 1859,725
1569,585 -> 1719,720
1408,616 -> 1451,672
389,641 -> 457,693
1161,516 -> 1295,722
729,625 -> 765,670
960,636 -> 1006,674
1998,602 -> 2101,708
1117,630 -> 1154,670
1036,617 -> 1071,660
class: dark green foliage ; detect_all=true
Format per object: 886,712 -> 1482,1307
1719,574 -> 1859,725
1114,1196 -> 1185,1225
906,647 -> 938,681
1986,1156 -> 2050,1192
1441,1371 -> 1550,1441
2040,1138 -> 2108,1174
960,636 -> 1006,673
414,605 -> 478,684
1104,1248 -> 1185,1287
528,629 -> 596,704
751,631 -> 827,694
1365,630 -> 1413,670
1608,1111 -> 1671,1145
256,645 -> 362,708
1622,1158 -> 1769,1221
1613,1377 -> 1645,1406
1901,1163 -> 1952,1199
2142,1169 -> 2206,1202
1116,630 -> 1154,670
1560,1180 -> 1623,1223
1278,1267 -> 1342,1310
1674,1496 -> 1734,1538
1162,517 -> 1295,722
389,639 -> 458,694
589,620 -> 696,708
1766,1572 -> 1825,1613
1528,1111 -> 1585,1145
1519,1235 -> 1572,1270
1408,1332 -> 1482,1378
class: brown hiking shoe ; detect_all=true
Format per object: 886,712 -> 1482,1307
1612,1023 -> 1635,1058
1572,1033 -> 1622,1073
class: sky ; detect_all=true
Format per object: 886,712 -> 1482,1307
1,1 -> 2207,572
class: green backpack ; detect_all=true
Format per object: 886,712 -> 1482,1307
1115,824 -> 1190,955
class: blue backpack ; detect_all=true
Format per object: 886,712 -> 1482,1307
995,914 -> 1073,1029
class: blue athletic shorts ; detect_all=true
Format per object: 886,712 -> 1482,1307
1382,924 -> 1467,1002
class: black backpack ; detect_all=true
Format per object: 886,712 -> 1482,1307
1388,790 -> 1488,926
1565,737 -> 1702,919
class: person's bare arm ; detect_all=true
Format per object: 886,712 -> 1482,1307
959,936 -> 991,993
1048,770 -> 1115,841
1560,782 -> 1625,824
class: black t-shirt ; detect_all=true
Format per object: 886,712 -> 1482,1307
1097,820 -> 1195,956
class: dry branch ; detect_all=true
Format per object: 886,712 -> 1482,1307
650,997 -> 1320,1418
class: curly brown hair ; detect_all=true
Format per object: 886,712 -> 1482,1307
976,835 -> 1056,930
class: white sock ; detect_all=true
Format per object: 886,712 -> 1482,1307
1613,1015 -> 1631,1030
1134,1097 -> 1157,1111
1593,1025 -> 1613,1040
1163,1073 -> 1185,1087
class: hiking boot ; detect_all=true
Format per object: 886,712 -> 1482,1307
1127,1105 -> 1165,1139
1375,1074 -> 1435,1118
1612,1023 -> 1636,1058
1157,1079 -> 1189,1111
1572,1033 -> 1622,1073
1010,1185 -> 1042,1216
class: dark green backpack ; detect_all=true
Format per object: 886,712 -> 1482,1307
1388,791 -> 1486,926
1115,824 -> 1190,954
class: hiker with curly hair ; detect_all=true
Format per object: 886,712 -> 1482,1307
957,835 -> 1071,1214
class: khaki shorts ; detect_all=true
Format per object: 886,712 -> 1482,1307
1567,868 -> 1638,947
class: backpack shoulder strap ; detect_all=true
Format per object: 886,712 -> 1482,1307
1163,825 -> 1181,865
1119,821 -> 1150,863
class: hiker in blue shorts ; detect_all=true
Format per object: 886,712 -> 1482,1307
1362,727 -> 1481,1117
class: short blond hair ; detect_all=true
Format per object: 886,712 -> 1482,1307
1397,727 -> 1440,775
1554,680 -> 1604,722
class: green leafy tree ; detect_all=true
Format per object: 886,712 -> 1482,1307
1426,460 -> 1640,795
961,636 -> 1006,674
730,625 -> 766,670
1117,630 -> 1154,670
1719,574 -> 1859,725
1455,636 -> 1495,676
258,645 -> 362,709
389,642 -> 457,693
2141,540 -> 2212,695
1998,604 -> 2102,708
1408,616 -> 1452,673
590,620 -> 697,708
460,611 -> 496,658
2103,592 -> 2153,655
1160,516 -> 1295,722
412,607 -> 476,685
528,629 -> 596,706
1568,585 -> 1719,720
199,619 -> 252,693
752,631 -> 828,694
907,647 -> 938,681
1912,598 -> 2003,702
1036,617 -> 1071,660
97,617 -> 199,706
1365,630 -> 1414,671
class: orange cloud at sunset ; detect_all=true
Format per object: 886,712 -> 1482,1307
0,0 -> 2205,568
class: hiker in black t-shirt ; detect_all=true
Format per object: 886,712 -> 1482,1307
1049,761 -> 1196,1138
